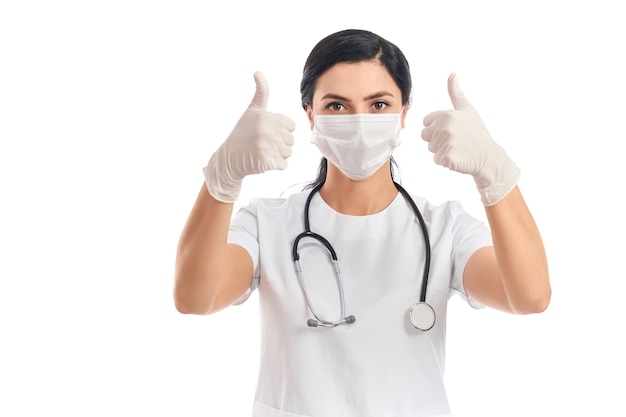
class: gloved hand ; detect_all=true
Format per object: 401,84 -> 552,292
203,71 -> 296,203
421,73 -> 520,206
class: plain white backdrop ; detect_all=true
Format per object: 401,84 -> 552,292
1,1 -> 624,416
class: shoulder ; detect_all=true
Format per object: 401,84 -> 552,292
406,191 -> 471,223
234,191 -> 309,217
402,190 -> 489,245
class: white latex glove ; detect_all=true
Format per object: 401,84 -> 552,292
421,73 -> 520,206
203,71 -> 295,203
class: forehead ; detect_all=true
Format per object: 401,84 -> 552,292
313,60 -> 400,99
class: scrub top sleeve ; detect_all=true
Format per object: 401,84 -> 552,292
227,201 -> 261,305
449,203 -> 493,309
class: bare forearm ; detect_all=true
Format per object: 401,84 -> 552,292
174,183 -> 234,314
485,186 -> 551,314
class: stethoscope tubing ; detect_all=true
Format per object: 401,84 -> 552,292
394,182 -> 431,303
291,180 -> 433,329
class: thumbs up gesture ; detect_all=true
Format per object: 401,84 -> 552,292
203,71 -> 296,202
421,73 -> 520,206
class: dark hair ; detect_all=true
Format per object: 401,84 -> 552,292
300,29 -> 411,190
301,29 -> 412,109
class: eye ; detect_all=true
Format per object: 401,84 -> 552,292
371,101 -> 389,111
325,102 -> 347,112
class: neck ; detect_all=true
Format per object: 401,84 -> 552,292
319,162 -> 398,215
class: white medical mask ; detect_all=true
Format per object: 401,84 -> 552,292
310,113 -> 402,180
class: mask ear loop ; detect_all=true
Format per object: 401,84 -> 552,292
305,104 -> 316,130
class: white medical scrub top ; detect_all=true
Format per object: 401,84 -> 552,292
228,189 -> 492,417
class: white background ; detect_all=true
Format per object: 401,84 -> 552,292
1,1 -> 624,416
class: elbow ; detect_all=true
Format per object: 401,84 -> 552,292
509,267 -> 552,315
173,285 -> 214,315
513,287 -> 552,315
174,298 -> 210,315
173,258 -> 217,315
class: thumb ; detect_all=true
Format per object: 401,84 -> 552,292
250,71 -> 270,110
447,72 -> 472,110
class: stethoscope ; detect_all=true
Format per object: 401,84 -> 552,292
291,180 -> 436,331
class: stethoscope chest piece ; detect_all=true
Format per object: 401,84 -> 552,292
409,302 -> 436,331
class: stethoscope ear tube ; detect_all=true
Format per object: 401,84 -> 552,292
292,231 -> 338,262
307,315 -> 356,328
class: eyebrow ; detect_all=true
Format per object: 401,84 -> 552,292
320,91 -> 396,102
364,91 -> 396,100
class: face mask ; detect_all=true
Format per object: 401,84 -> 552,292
310,113 -> 402,180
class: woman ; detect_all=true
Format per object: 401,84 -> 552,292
174,29 -> 551,417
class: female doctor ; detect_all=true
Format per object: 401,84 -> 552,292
174,29 -> 551,417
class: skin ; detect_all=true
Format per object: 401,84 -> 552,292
305,61 -> 409,216
174,60 -> 551,315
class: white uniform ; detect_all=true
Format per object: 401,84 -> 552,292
228,189 -> 492,417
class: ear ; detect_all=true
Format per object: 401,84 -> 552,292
304,104 -> 315,130
401,98 -> 410,128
